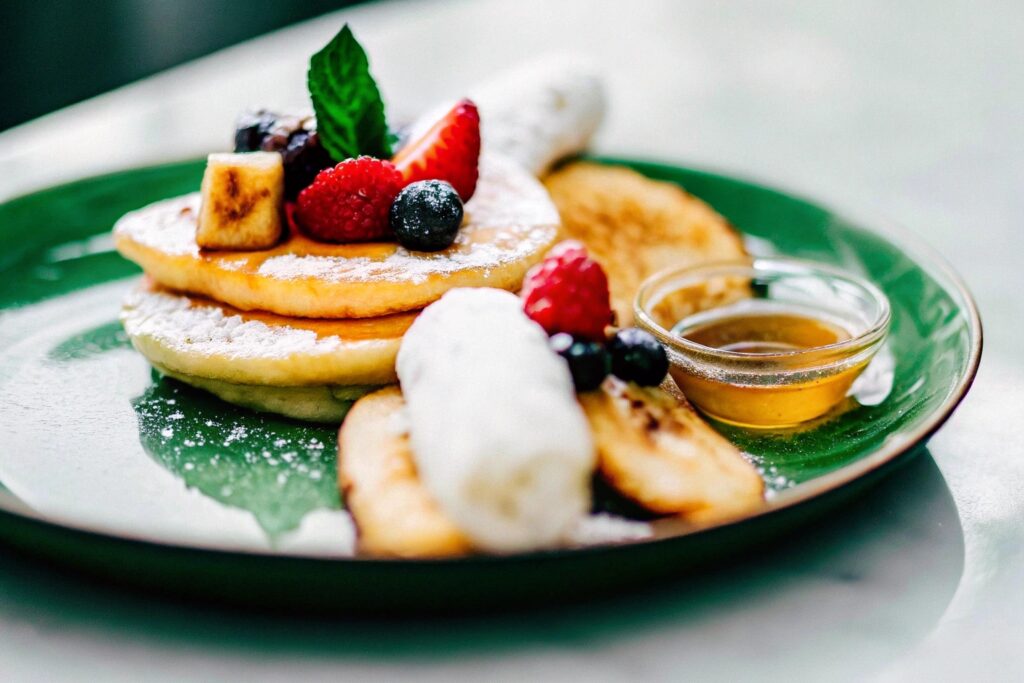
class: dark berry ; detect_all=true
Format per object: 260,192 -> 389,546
233,109 -> 277,152
550,333 -> 610,392
389,180 -> 463,252
278,130 -> 334,200
233,110 -> 334,200
251,112 -> 305,152
609,328 -> 669,386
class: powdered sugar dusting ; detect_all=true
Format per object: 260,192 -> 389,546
119,285 -> 408,386
565,513 -> 654,547
114,154 -> 559,286
121,287 -> 346,361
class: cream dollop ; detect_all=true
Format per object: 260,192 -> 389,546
395,288 -> 595,552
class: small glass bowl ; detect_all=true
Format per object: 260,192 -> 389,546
634,258 -> 891,428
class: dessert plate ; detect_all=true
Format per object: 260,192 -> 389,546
0,158 -> 980,612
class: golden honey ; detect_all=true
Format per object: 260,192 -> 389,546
671,310 -> 868,428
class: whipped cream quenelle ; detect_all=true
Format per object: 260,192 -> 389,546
395,288 -> 596,552
409,57 -> 606,177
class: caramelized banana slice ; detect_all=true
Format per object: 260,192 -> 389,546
338,387 -> 471,558
196,152 -> 283,250
579,378 -> 764,524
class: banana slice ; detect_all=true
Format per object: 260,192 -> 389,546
579,378 -> 764,524
196,152 -> 284,250
544,162 -> 749,327
338,387 -> 472,558
114,154 -> 559,319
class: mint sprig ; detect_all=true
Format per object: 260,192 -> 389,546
308,24 -> 392,161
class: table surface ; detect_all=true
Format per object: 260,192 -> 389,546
0,0 -> 1021,681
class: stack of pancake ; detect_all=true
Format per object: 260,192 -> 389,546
115,157 -> 750,424
115,154 -> 561,422
116,56 -> 750,425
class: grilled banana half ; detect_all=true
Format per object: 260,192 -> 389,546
544,162 -> 749,327
338,387 -> 472,558
579,378 -> 764,524
340,381 -> 765,556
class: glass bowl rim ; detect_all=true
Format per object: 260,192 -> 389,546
633,257 -> 892,362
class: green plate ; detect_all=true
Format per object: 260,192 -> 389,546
0,158 -> 980,612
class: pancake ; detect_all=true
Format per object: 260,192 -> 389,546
156,365 -> 368,423
543,162 -> 748,327
121,281 -> 414,387
114,154 -> 560,319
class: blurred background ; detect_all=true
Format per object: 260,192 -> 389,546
0,0 -> 360,131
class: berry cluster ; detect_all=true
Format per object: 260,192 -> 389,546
294,156 -> 403,243
234,100 -> 479,251
520,242 -> 669,392
234,110 -> 334,200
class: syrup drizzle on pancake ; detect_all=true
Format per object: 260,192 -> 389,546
114,155 -> 559,318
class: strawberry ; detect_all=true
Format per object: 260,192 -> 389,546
392,99 -> 481,202
295,156 -> 403,242
520,241 -> 614,341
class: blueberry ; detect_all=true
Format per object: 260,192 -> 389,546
550,333 -> 610,392
389,180 -> 464,252
233,109 -> 278,152
609,328 -> 669,386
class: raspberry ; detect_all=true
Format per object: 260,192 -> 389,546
295,156 -> 403,243
392,99 -> 481,201
520,240 -> 613,341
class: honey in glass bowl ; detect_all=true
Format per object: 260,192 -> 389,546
635,259 -> 891,428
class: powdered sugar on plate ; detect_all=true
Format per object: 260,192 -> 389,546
565,513 -> 654,547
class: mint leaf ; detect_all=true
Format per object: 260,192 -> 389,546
308,24 -> 392,161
